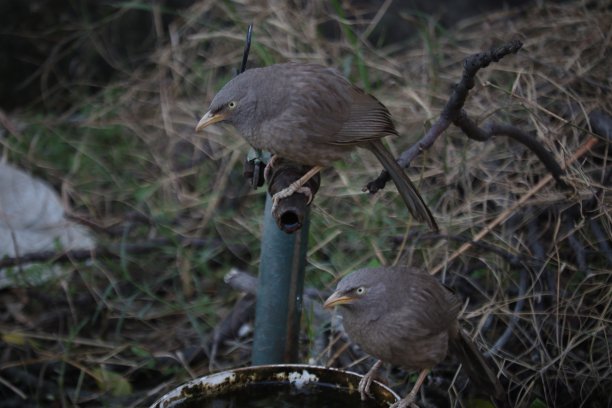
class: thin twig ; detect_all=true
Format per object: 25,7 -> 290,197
567,230 -> 587,274
527,216 -> 556,294
485,267 -> 528,358
455,114 -> 568,189
0,375 -> 27,400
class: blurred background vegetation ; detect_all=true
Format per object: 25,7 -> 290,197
0,1 -> 610,407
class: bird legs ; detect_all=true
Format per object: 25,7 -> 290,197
270,165 -> 323,212
263,154 -> 279,182
360,363 -> 429,407
359,360 -> 383,400
390,369 -> 430,408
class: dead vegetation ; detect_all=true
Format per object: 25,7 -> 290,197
0,1 -> 610,407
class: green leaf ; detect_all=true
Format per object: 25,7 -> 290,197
94,367 -> 133,396
530,398 -> 548,408
466,399 -> 495,408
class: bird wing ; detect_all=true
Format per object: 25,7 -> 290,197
330,86 -> 398,145
386,272 -> 461,339
252,63 -> 398,163
277,64 -> 351,143
272,64 -> 396,146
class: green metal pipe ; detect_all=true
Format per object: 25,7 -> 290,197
251,194 -> 309,365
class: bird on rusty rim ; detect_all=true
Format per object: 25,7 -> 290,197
196,62 -> 438,231
324,266 -> 506,408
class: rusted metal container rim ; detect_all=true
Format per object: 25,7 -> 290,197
151,363 -> 400,408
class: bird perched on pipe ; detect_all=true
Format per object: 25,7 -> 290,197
324,266 -> 505,408
196,62 -> 438,231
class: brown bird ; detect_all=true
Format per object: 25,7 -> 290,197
324,266 -> 505,408
196,62 -> 438,231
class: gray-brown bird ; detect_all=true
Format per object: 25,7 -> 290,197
196,63 -> 438,231
324,266 -> 505,408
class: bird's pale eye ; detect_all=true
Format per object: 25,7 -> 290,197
228,101 -> 237,109
355,287 -> 366,295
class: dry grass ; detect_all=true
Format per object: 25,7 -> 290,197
0,1 -> 610,407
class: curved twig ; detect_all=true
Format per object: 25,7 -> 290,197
366,39 -> 524,193
485,267 -> 528,358
455,113 -> 568,189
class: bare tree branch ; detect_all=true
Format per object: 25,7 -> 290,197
365,40 -> 572,195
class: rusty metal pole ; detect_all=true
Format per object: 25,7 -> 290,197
251,193 -> 310,364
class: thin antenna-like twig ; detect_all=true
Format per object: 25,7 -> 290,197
240,24 -> 253,74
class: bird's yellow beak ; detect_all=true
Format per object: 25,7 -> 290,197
323,291 -> 355,309
195,111 -> 225,132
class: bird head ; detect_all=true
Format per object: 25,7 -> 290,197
195,71 -> 257,133
323,268 -> 387,313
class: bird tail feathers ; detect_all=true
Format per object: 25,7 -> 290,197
367,140 -> 438,231
449,329 -> 507,407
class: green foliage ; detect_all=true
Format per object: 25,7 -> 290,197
466,399 -> 496,408
94,367 -> 133,396
530,398 -> 548,408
